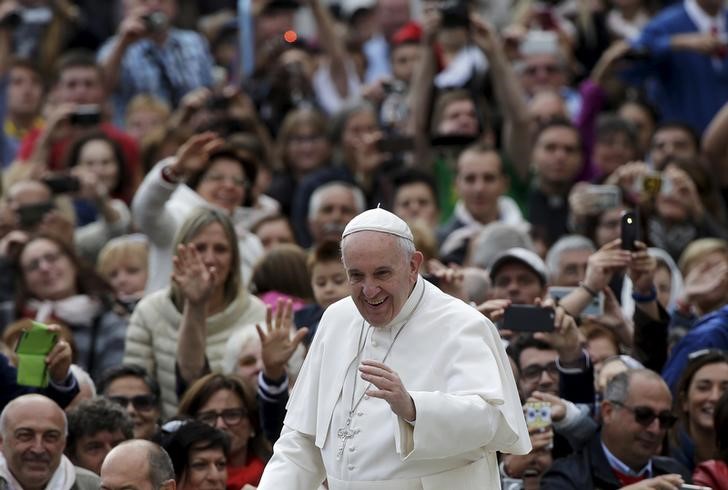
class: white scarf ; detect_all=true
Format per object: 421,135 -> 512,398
439,197 -> 526,258
27,295 -> 101,328
0,453 -> 76,490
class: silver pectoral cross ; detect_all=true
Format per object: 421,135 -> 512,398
336,415 -> 359,460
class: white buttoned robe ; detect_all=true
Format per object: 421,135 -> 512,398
257,276 -> 531,490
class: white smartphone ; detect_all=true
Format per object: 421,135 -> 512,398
548,286 -> 604,317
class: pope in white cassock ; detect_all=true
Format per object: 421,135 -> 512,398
257,208 -> 531,490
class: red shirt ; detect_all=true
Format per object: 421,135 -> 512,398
693,459 -> 728,490
18,123 -> 141,204
226,455 -> 265,490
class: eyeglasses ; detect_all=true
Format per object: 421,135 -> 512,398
202,173 -> 247,188
22,250 -> 63,273
610,401 -> 677,429
108,394 -> 158,412
521,361 -> 559,382
197,408 -> 248,427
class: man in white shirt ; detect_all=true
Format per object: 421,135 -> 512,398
258,208 -> 530,489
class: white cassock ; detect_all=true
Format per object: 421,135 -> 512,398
258,275 -> 531,490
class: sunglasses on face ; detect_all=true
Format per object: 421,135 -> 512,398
108,394 -> 157,412
197,408 -> 248,427
611,401 -> 677,429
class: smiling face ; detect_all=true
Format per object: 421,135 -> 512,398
196,389 -> 251,458
104,376 -> 159,440
342,231 -> 422,327
187,222 -> 233,293
195,158 -> 247,213
20,238 -> 78,301
684,362 -> 728,433
602,373 -> 673,470
0,397 -> 67,490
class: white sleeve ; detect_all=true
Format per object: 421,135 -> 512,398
131,160 -> 178,247
396,393 -> 517,461
257,425 -> 326,490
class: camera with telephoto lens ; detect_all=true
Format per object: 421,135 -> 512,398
142,11 -> 168,33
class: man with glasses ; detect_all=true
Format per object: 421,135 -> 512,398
541,369 -> 692,489
97,364 -> 162,441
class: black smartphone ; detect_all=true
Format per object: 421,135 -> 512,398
500,305 -> 555,332
42,175 -> 80,194
621,211 -> 639,251
69,105 -> 101,126
17,202 -> 55,229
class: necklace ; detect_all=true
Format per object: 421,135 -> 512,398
335,283 -> 426,461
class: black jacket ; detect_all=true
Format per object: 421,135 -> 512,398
541,430 -> 691,490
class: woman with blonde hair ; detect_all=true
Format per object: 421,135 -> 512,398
124,207 -> 266,416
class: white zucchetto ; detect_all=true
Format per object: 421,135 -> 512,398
342,207 -> 414,242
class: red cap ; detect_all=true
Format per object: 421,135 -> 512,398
391,21 -> 422,46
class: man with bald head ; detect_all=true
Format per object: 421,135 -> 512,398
0,394 -> 99,489
258,208 -> 529,489
100,440 -> 175,490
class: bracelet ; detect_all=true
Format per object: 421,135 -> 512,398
579,282 -> 599,298
632,287 -> 657,303
161,164 -> 185,184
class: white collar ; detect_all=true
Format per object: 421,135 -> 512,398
685,0 -> 725,34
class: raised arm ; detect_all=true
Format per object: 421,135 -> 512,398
408,7 -> 440,168
97,5 -> 147,94
131,132 -> 222,246
703,101 -> 728,187
173,243 -> 217,384
308,0 -> 351,98
471,14 -> 531,182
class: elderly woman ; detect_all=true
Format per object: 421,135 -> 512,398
124,208 -> 266,416
132,132 -> 264,293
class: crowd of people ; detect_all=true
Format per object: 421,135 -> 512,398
1,0 -> 728,488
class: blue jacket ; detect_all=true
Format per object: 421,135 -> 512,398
630,4 -> 728,132
0,353 -> 79,413
662,304 -> 728,391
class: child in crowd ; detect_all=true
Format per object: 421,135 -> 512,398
294,240 -> 349,346
96,235 -> 149,317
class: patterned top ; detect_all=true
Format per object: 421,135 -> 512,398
98,28 -> 214,124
